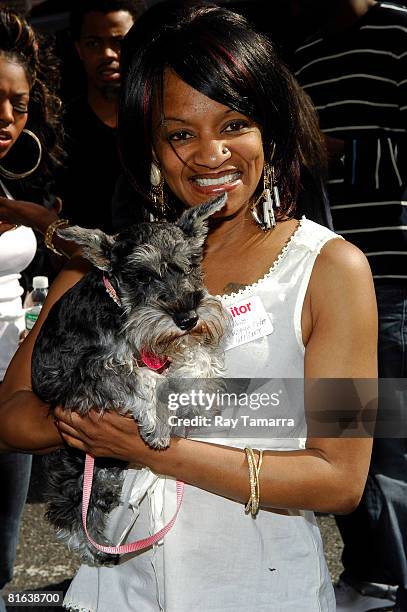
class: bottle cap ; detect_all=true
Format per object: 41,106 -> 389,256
32,276 -> 48,289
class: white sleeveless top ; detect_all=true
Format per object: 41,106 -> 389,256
64,218 -> 340,612
0,226 -> 36,380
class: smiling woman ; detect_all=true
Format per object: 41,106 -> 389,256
119,3 -> 326,225
0,2 -> 378,612
153,70 -> 264,211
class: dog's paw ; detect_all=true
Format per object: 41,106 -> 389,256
77,538 -> 119,567
139,425 -> 170,449
56,528 -> 119,567
84,548 -> 119,567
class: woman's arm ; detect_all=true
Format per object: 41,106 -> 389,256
54,238 -> 378,514
0,255 -> 92,453
0,196 -> 79,259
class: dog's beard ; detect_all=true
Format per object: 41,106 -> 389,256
122,295 -> 232,360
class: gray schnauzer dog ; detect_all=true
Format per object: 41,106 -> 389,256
31,194 -> 231,566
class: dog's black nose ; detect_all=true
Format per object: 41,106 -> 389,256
174,312 -> 199,331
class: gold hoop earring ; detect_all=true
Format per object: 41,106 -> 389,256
250,146 -> 280,231
0,129 -> 42,180
150,162 -> 166,218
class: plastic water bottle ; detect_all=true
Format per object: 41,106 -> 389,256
24,276 -> 48,331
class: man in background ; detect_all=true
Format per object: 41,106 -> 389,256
58,0 -> 144,233
293,1 -> 407,611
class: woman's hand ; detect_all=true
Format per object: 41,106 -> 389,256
54,406 -> 160,468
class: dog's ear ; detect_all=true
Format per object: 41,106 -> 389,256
176,193 -> 227,243
57,226 -> 114,271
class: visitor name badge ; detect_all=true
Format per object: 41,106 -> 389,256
225,295 -> 273,350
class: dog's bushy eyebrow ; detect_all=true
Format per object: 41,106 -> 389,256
128,245 -> 162,268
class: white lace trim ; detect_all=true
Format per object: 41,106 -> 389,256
216,216 -> 306,303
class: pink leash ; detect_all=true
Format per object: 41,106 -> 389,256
82,454 -> 185,554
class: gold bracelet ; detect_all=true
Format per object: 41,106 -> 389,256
244,448 -> 264,517
255,449 -> 263,512
244,448 -> 256,514
44,218 -> 69,256
244,447 -> 259,517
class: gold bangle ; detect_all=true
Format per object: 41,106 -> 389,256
244,448 -> 264,517
245,448 -> 256,514
244,447 -> 259,517
255,449 -> 263,511
44,218 -> 69,256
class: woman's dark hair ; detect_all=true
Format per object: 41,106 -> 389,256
0,8 -> 64,186
118,1 -> 327,220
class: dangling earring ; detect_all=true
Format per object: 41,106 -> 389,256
0,129 -> 42,180
250,146 -> 280,231
150,161 -> 166,217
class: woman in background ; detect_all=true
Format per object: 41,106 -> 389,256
0,10 -> 62,610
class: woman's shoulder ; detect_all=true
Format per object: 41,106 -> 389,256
310,235 -> 374,304
294,217 -> 370,275
317,236 -> 370,273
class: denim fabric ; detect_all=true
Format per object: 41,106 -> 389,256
336,283 -> 407,610
0,453 -> 32,612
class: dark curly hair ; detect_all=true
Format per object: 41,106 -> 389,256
0,8 -> 64,187
118,1 -> 327,221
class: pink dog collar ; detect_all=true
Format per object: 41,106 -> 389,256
102,275 -> 121,307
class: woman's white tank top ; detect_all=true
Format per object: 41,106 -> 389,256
64,218 -> 341,612
222,216 -> 341,378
